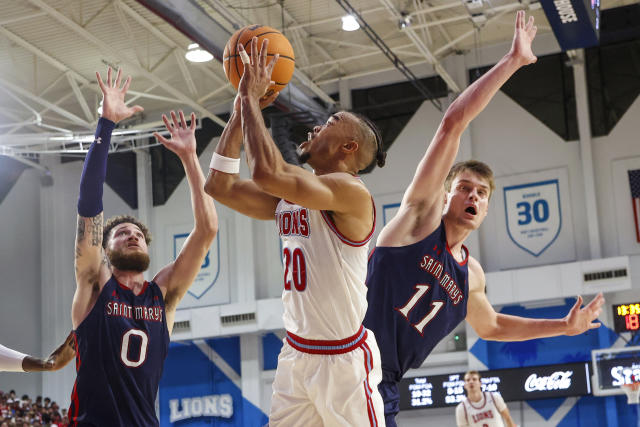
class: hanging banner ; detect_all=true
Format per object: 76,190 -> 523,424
492,167 -> 575,269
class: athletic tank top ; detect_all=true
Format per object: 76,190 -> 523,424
276,197 -> 374,340
69,276 -> 169,426
364,221 -> 470,382
457,392 -> 506,427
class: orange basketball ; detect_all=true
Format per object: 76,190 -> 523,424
223,25 -> 295,94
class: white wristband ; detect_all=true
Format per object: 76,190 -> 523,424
210,152 -> 240,174
0,344 -> 26,372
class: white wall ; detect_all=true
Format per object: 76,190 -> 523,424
0,168 -> 42,397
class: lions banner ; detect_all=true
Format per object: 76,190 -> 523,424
491,168 -> 576,269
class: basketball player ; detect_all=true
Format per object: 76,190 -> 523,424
362,11 -> 605,426
66,68 -> 217,426
205,38 -> 387,426
455,371 -> 516,427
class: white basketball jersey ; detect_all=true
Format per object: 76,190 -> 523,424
455,392 -> 507,427
275,197 -> 374,340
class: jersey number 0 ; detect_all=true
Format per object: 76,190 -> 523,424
120,329 -> 149,367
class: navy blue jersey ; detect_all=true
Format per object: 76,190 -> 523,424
69,276 -> 169,426
363,222 -> 469,383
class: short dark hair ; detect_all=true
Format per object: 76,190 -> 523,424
445,160 -> 495,198
103,215 -> 152,249
350,112 -> 386,169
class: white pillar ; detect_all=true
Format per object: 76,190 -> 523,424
240,334 -> 263,411
135,149 -> 155,276
571,49 -> 602,259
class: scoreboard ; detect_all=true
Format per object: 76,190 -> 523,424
400,362 -> 591,410
613,302 -> 640,333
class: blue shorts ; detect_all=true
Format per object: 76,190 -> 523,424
378,380 -> 399,427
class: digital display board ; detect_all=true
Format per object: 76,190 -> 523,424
612,302 -> 640,333
594,356 -> 640,390
399,362 -> 591,410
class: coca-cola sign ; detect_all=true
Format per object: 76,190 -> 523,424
525,371 -> 573,392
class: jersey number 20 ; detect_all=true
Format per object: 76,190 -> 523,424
283,247 -> 307,291
395,284 -> 444,335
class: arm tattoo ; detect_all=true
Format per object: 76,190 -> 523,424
90,214 -> 103,247
76,217 -> 85,243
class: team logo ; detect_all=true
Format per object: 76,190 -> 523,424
504,179 -> 562,257
173,232 -> 220,299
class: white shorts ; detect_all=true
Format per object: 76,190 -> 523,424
269,326 -> 385,427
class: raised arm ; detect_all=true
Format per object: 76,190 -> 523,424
152,111 -> 218,333
237,39 -> 371,217
72,68 -> 143,328
204,95 -> 281,220
380,11 -> 538,244
465,258 -> 604,341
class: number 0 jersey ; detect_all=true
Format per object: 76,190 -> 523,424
276,197 -> 375,340
363,221 -> 469,383
69,275 -> 169,426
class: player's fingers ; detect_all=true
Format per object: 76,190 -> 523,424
589,322 -> 602,329
170,110 -> 180,129
530,26 -> 538,39
114,68 -> 122,88
526,15 -> 534,32
190,112 -> 196,130
179,110 -> 187,128
153,132 -> 169,145
107,67 -> 112,87
259,38 -> 269,68
238,43 -> 251,68
161,114 -> 172,131
251,37 -> 258,67
96,72 -> 106,92
267,53 -> 279,75
131,105 -> 144,114
121,76 -> 132,93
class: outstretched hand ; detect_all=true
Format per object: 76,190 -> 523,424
96,67 -> 143,123
564,293 -> 605,336
509,10 -> 538,66
153,110 -> 197,159
237,38 -> 280,101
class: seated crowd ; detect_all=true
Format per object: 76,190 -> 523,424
0,391 -> 68,427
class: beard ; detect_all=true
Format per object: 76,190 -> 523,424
297,150 -> 311,165
108,249 -> 150,272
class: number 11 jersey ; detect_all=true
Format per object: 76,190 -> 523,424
364,221 -> 470,383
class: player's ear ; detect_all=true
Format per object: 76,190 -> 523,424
342,139 -> 358,154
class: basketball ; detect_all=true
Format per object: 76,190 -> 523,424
223,25 -> 295,94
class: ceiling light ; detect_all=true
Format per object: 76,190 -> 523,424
399,12 -> 412,29
185,43 -> 213,63
97,100 -> 103,115
341,15 -> 360,32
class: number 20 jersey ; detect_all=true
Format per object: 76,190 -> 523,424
69,275 -> 169,426
363,222 -> 469,383
276,198 -> 374,340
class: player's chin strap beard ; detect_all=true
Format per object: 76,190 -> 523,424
108,249 -> 150,272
